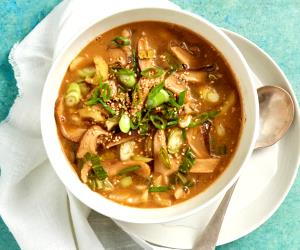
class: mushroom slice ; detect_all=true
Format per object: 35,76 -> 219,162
107,48 -> 127,66
170,45 -> 200,69
77,125 -> 109,158
138,36 -> 156,71
103,131 -> 139,149
164,73 -> 187,95
190,158 -> 220,173
153,130 -> 179,176
186,126 -> 209,158
55,98 -> 87,142
101,160 -> 151,178
181,70 -> 207,84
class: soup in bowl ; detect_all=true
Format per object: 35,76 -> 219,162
41,8 -> 258,223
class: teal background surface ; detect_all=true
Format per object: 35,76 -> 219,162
0,0 -> 299,249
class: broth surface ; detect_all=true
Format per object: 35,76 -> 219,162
56,21 -> 242,208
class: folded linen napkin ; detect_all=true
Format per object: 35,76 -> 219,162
0,1 -> 179,249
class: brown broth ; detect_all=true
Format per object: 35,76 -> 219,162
56,21 -> 242,208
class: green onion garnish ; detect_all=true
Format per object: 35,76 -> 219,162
179,147 -> 196,174
150,114 -> 167,129
141,66 -> 164,79
178,90 -> 187,106
118,165 -> 141,175
116,68 -> 136,88
159,147 -> 171,169
149,186 -> 170,192
146,89 -> 169,109
111,36 -> 130,47
84,153 -> 107,180
166,119 -> 178,127
188,111 -> 219,128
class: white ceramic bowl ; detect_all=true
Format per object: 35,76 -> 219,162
41,7 -> 259,223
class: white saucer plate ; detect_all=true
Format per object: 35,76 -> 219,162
116,29 -> 300,249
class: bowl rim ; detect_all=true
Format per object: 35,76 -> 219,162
41,7 -> 259,224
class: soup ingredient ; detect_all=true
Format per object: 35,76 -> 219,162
146,89 -> 169,109
117,69 -> 136,88
167,128 -> 183,154
119,113 -> 131,133
77,125 -> 109,158
187,126 -> 209,158
94,56 -> 109,81
170,45 -> 200,69
179,115 -> 192,128
200,86 -> 220,103
78,67 -> 96,78
149,186 -> 171,192
64,82 -> 81,107
178,147 -> 196,174
102,160 -> 151,178
112,36 -> 130,47
190,158 -> 220,173
120,176 -> 133,188
120,141 -> 135,161
78,106 -> 106,122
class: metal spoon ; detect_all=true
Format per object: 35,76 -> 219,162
193,85 -> 295,250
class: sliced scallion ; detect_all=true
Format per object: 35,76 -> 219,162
117,69 -> 136,88
146,89 -> 169,109
112,36 -> 130,47
159,147 -> 171,169
118,165 -> 141,175
149,186 -> 170,192
150,115 -> 166,130
141,66 -> 164,79
167,128 -> 183,154
119,113 -> 131,133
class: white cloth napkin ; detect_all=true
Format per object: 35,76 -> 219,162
0,1 -> 179,249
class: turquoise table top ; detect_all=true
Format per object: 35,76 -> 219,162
0,1 -> 299,249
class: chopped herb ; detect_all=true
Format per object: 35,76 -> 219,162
176,172 -> 187,185
184,179 -> 195,188
98,98 -> 116,115
178,90 -> 186,106
189,111 -> 219,128
216,145 -> 227,155
100,83 -> 111,101
166,119 -> 178,127
159,147 -> 171,169
132,49 -> 138,74
141,67 -> 164,79
84,153 -> 107,180
150,114 -> 167,130
111,36 -> 130,47
92,164 -> 108,180
85,87 -> 116,115
149,186 -> 170,192
118,165 -> 141,175
179,147 -> 196,174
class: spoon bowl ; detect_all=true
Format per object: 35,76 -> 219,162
255,86 -> 295,149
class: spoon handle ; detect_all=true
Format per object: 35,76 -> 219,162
192,181 -> 238,250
